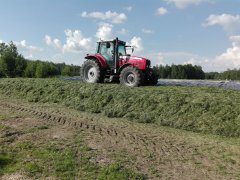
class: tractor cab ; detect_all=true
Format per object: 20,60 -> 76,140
96,38 -> 129,70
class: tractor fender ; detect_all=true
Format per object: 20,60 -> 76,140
118,63 -> 134,73
85,54 -> 108,68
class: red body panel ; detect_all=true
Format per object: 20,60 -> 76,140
119,56 -> 147,70
85,54 -> 108,68
85,54 -> 147,70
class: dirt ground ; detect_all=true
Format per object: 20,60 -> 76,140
0,97 -> 240,179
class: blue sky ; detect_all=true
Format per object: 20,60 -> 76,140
1,0 -> 240,72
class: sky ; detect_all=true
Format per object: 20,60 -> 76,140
1,0 -> 240,72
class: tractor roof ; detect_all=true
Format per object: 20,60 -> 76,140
97,38 -> 126,44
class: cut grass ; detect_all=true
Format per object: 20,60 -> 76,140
0,78 -> 240,137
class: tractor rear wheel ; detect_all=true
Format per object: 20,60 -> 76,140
120,66 -> 143,87
80,59 -> 103,83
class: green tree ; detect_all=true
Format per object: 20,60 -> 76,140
0,50 -> 16,77
165,65 -> 171,78
194,65 -> 205,79
177,65 -> 187,79
153,64 -> 205,80
205,72 -> 219,79
0,41 -> 81,78
0,42 -> 25,78
24,61 -> 37,78
35,63 -> 48,78
61,66 -> 72,76
15,55 -> 27,77
171,65 -> 178,79
48,63 -> 59,76
0,42 -> 8,55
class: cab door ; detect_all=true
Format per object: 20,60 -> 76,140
99,42 -> 114,68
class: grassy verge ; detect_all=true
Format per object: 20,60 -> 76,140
0,78 -> 240,137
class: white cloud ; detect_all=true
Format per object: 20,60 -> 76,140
63,29 -> 92,53
150,35 -> 240,72
53,39 -> 62,49
45,35 -> 62,49
45,30 -> 92,53
45,35 -> 52,46
81,11 -> 127,24
0,40 -> 3,43
142,28 -> 154,34
142,32 -> 240,72
165,0 -> 212,9
203,14 -> 240,34
117,28 -> 128,35
6,40 -> 43,59
125,6 -> 133,12
157,7 -> 168,16
16,40 -> 26,47
230,35 -> 240,47
96,23 -> 114,40
149,51 -> 226,72
14,40 -> 43,52
214,35 -> 240,70
129,36 -> 144,53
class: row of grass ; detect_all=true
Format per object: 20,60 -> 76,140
0,78 -> 240,137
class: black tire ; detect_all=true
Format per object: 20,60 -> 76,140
119,66 -> 143,87
144,69 -> 158,86
80,59 -> 103,83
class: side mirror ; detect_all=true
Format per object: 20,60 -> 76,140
132,47 -> 134,53
106,42 -> 110,48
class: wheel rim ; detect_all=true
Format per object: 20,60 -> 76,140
84,65 -> 97,83
125,73 -> 136,85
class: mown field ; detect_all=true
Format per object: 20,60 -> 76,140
1,78 -> 240,179
0,78 -> 240,137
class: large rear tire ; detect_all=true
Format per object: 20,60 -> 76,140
80,59 -> 103,83
120,66 -> 143,87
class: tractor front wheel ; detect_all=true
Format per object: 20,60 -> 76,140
80,59 -> 103,83
120,66 -> 143,87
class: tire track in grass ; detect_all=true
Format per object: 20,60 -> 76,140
0,102 -> 201,158
0,101 -> 191,158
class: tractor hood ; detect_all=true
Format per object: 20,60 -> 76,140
119,55 -> 151,70
130,56 -> 146,61
120,55 -> 147,61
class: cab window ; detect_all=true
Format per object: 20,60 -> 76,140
118,44 -> 126,56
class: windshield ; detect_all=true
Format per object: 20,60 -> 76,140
118,44 -> 126,56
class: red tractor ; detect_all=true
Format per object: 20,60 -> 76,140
81,38 -> 158,87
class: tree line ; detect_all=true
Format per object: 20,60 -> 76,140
153,64 -> 240,80
205,70 -> 240,80
0,42 -> 80,78
153,64 -> 205,79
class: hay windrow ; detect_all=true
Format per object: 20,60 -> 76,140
0,78 -> 240,137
